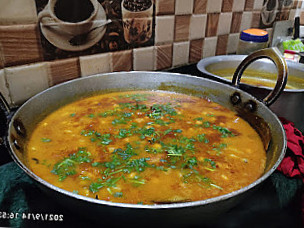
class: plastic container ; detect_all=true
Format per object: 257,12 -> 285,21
236,29 -> 269,55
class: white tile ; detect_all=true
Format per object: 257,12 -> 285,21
5,63 -> 49,105
296,8 -> 302,17
190,14 -> 207,40
172,42 -> 190,67
288,9 -> 298,20
80,53 -> 112,77
202,37 -> 218,58
175,0 -> 194,15
155,16 -> 175,44
232,0 -> 246,12
227,33 -> 240,54
240,12 -> 253,31
206,0 -> 222,13
0,69 -> 11,106
0,0 -> 37,25
133,46 -> 155,71
253,0 -> 264,10
217,12 -> 233,36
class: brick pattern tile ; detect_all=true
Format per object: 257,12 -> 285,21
80,53 -> 112,77
277,10 -> 291,21
112,50 -> 133,72
230,12 -> 243,33
0,50 -> 4,69
189,39 -> 204,63
1,0 -> 304,96
244,0 -> 254,11
216,34 -> 229,55
193,0 -> 207,14
222,0 -> 234,12
251,11 -> 261,28
156,44 -> 173,70
5,62 -> 49,105
0,24 -> 43,67
0,0 -> 37,25
175,0 -> 194,15
133,46 -> 155,71
292,0 -> 298,9
156,0 -> 175,15
206,0 -> 223,13
206,13 -> 220,37
155,16 -> 175,44
174,15 -> 191,41
172,41 -> 190,67
48,58 -> 80,86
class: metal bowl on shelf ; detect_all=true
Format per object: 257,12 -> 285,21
197,54 -> 304,132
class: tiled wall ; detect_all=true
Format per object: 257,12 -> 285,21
0,0 -> 303,107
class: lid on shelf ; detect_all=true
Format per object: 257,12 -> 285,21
240,29 -> 269,43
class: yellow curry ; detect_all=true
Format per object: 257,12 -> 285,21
26,91 -> 266,204
210,68 -> 304,89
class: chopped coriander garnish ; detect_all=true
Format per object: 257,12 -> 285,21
113,143 -> 137,160
51,147 -> 91,181
129,177 -> 146,186
41,138 -> 52,143
113,192 -> 123,198
148,103 -> 177,120
212,125 -> 235,138
81,130 -> 113,145
197,134 -> 209,143
166,144 -> 185,157
181,156 -> 198,169
88,113 -> 95,118
203,158 -> 217,171
47,92 -> 239,201
89,182 -> 104,193
203,121 -> 211,128
206,114 -> 215,117
212,143 -> 228,155
120,93 -> 149,102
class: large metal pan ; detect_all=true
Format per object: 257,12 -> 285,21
0,48 -> 288,227
197,54 -> 304,132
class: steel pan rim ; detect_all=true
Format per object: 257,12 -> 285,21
197,55 -> 304,92
7,71 -> 287,210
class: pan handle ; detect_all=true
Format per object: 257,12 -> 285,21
0,92 -> 11,114
231,47 -> 288,106
0,92 -> 11,146
0,92 -> 18,164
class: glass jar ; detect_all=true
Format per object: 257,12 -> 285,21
236,29 -> 269,55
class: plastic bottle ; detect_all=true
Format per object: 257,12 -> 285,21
236,29 -> 269,55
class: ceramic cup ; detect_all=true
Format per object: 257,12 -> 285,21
121,0 -> 153,45
38,0 -> 100,36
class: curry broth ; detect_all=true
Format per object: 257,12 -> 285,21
26,91 -> 266,204
210,68 -> 304,89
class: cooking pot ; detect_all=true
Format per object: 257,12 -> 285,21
0,48 -> 288,227
197,54 -> 304,132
